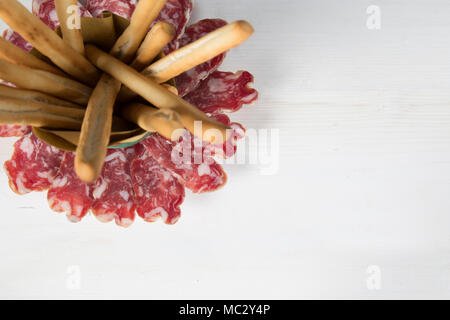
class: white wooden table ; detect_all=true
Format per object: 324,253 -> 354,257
0,0 -> 449,299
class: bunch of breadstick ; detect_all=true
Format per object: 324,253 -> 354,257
0,0 -> 254,182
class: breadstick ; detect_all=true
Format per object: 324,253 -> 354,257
110,0 -> 168,62
86,45 -> 230,144
161,84 -> 178,95
75,74 -> 121,183
121,103 -> 184,140
74,0 -> 167,182
0,84 -> 82,109
142,20 -> 254,83
0,58 -> 92,105
118,20 -> 254,102
0,96 -> 84,129
0,0 -> 100,86
55,0 -> 85,55
0,37 -> 66,76
130,22 -> 175,71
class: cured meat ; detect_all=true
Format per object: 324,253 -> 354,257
0,125 -> 32,138
131,143 -> 184,224
86,0 -> 136,19
1,29 -> 33,52
184,71 -> 258,114
47,152 -> 93,222
175,19 -> 228,97
183,70 -> 257,157
91,148 -> 136,227
206,113 -> 246,158
153,0 -> 193,53
33,0 -> 92,30
4,134 -> 65,194
141,133 -> 227,193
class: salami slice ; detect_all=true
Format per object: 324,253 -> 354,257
141,133 -> 227,193
47,152 -> 93,222
1,29 -> 33,52
91,148 -> 136,227
131,143 -> 185,224
205,113 -> 246,158
175,19 -> 228,97
33,0 -> 92,30
153,0 -> 193,53
86,0 -> 136,19
0,30 -> 33,137
184,71 -> 258,114
4,134 -> 65,195
0,125 -> 32,138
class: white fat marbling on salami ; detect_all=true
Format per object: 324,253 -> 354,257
47,152 -> 93,222
91,148 -> 136,227
4,134 -> 65,195
152,0 -> 193,53
174,19 -> 228,96
86,0 -> 137,19
130,143 -> 185,225
140,133 -> 227,193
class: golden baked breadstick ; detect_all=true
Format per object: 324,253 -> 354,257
74,0 -> 167,182
130,22 -> 175,71
0,84 -> 83,109
142,20 -> 254,83
0,58 -> 92,105
0,0 -> 100,86
86,44 -> 230,144
121,103 -> 184,140
0,37 -> 66,76
75,74 -> 121,183
119,20 -> 254,102
161,84 -> 179,95
0,96 -> 84,129
110,0 -> 168,62
55,0 -> 85,55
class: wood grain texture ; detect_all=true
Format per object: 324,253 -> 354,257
0,0 -> 449,299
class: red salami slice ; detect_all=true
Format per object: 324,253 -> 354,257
1,29 -> 33,52
86,0 -> 136,19
4,134 -> 65,195
175,19 -> 228,97
33,0 -> 92,30
131,143 -> 184,224
0,125 -> 32,138
47,152 -> 93,222
184,71 -> 258,114
206,113 -> 246,158
153,0 -> 193,53
91,148 -> 136,227
141,133 -> 227,193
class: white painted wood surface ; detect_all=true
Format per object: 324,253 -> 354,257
0,0 -> 449,299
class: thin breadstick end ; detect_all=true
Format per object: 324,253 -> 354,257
55,0 -> 85,55
110,0 -> 168,62
121,103 -> 184,140
85,44 -> 230,143
130,21 -> 175,71
142,20 -> 255,83
75,74 -> 120,183
74,160 -> 99,184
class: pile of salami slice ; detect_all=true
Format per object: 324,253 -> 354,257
0,0 -> 258,227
